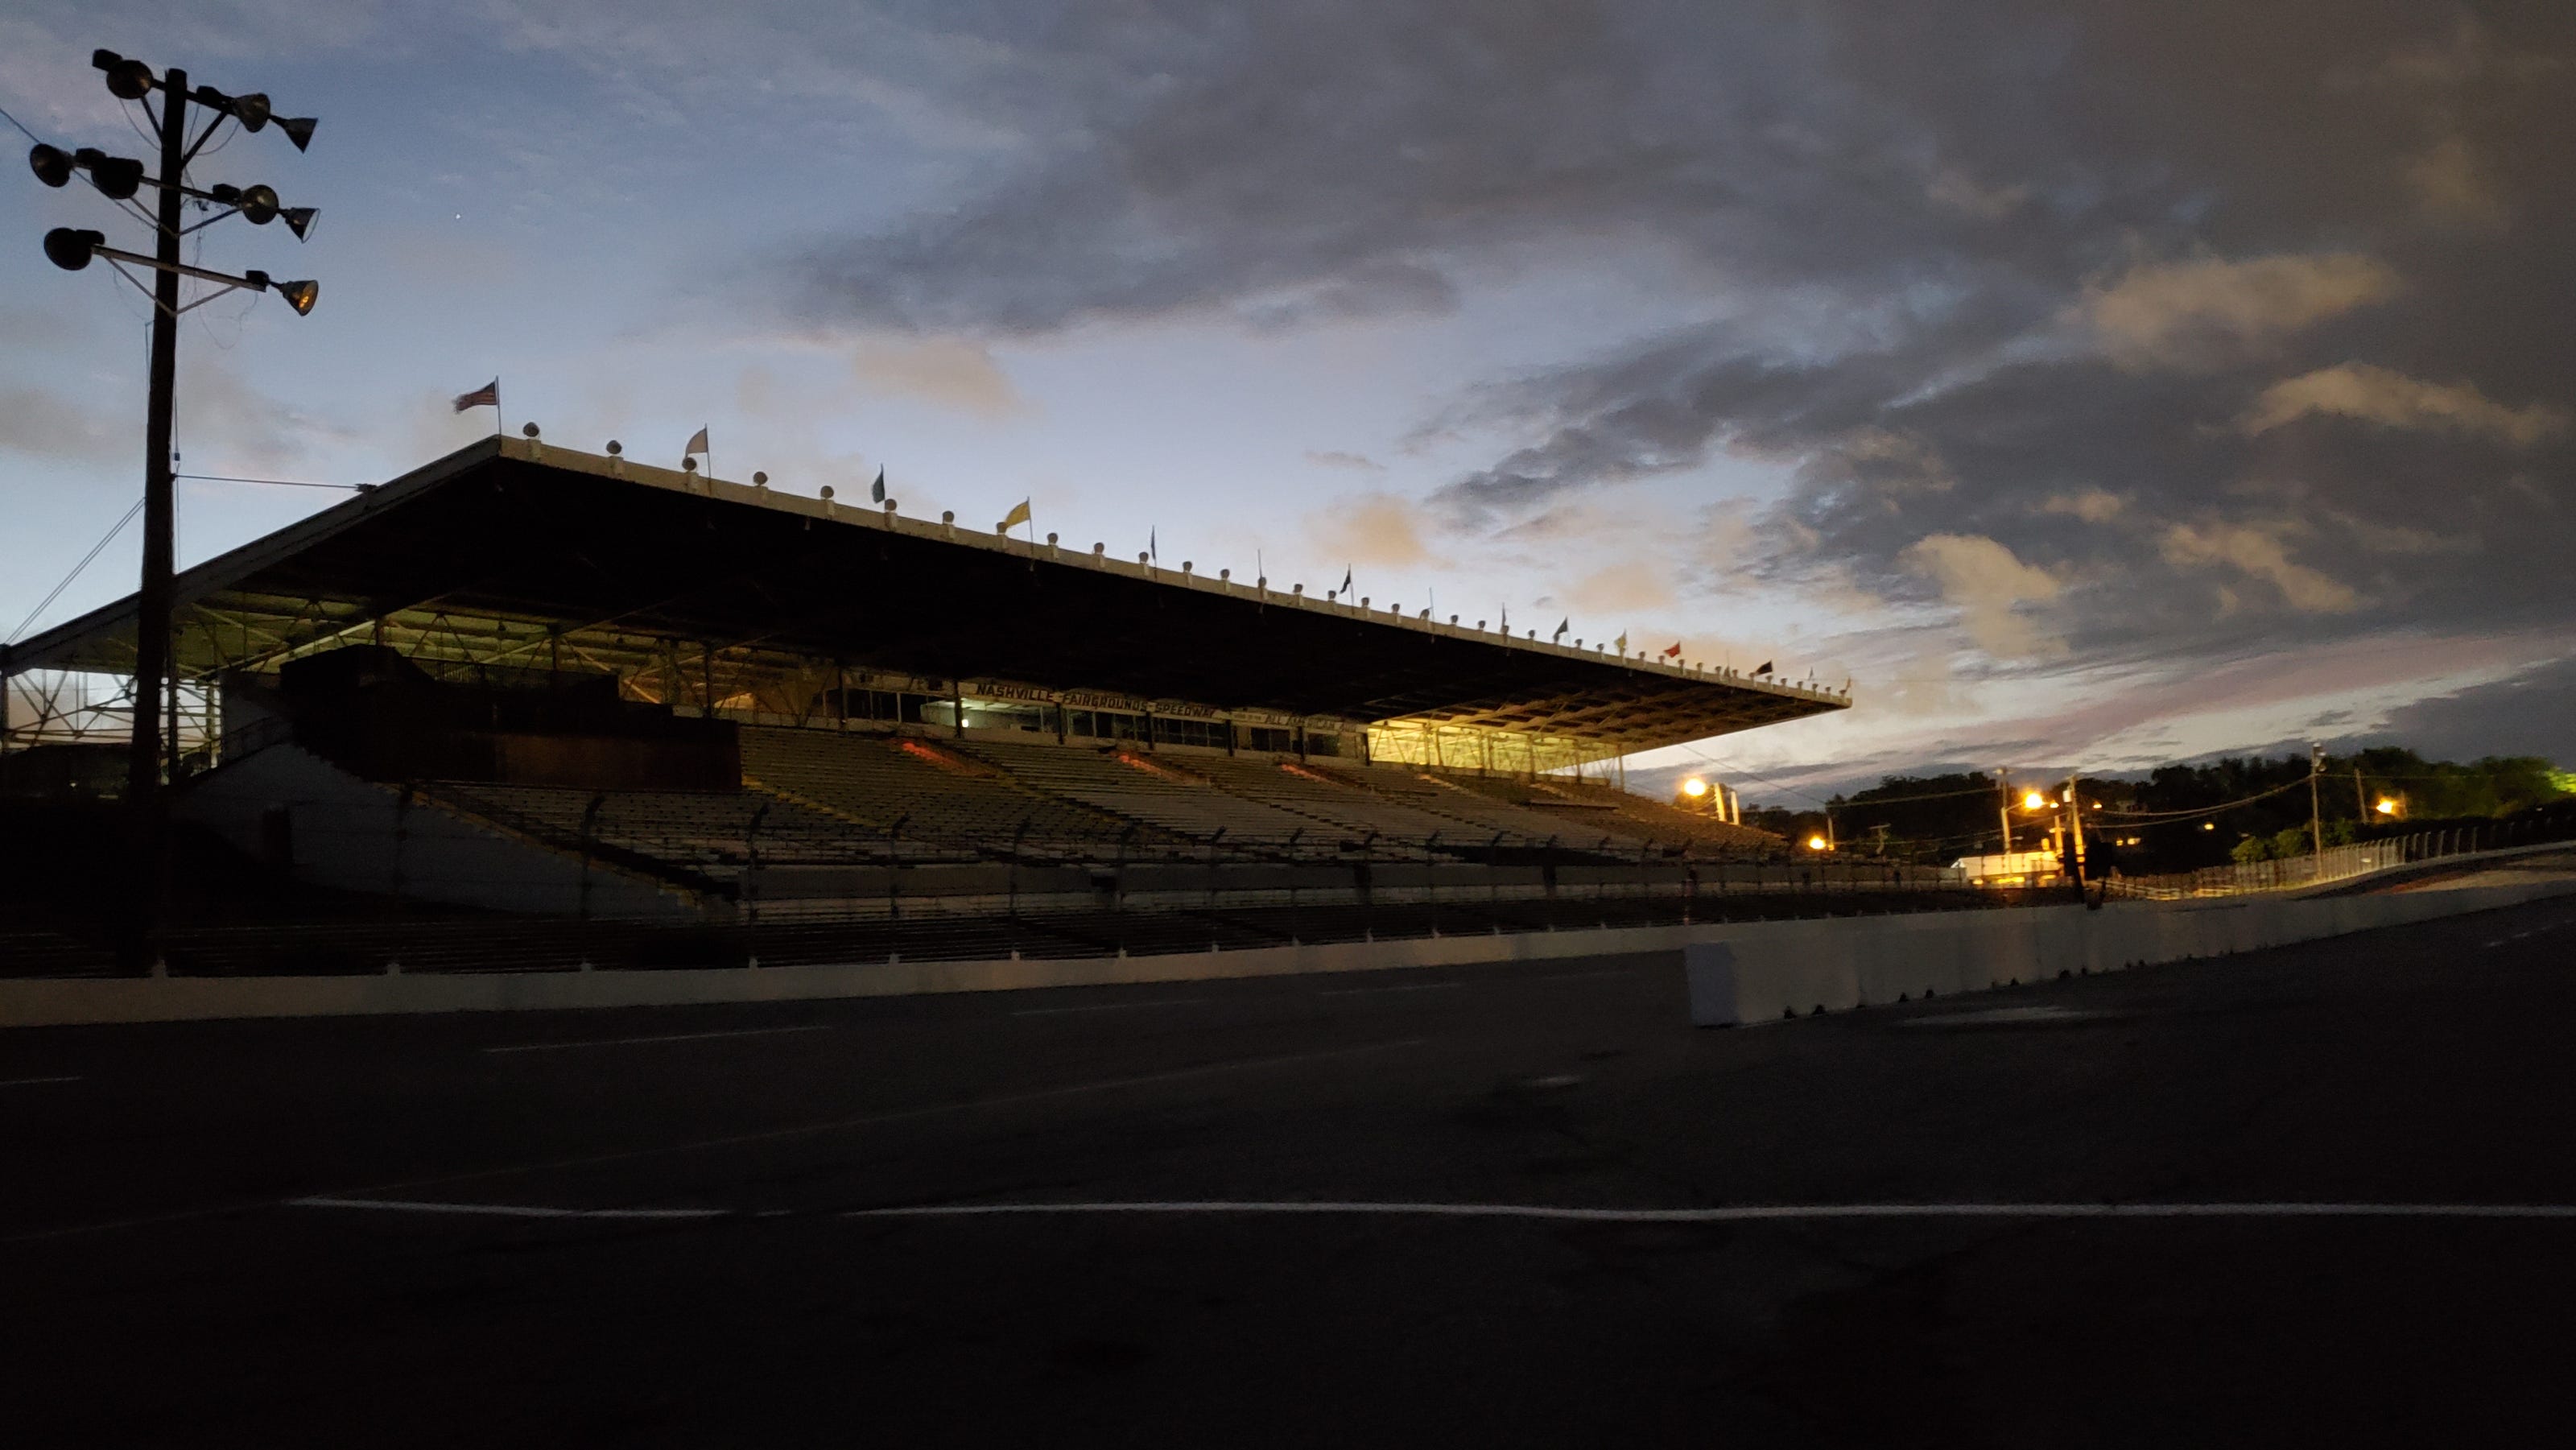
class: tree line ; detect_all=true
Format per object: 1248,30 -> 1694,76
1739,749 -> 2572,873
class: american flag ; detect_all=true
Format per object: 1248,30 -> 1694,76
452,379 -> 499,412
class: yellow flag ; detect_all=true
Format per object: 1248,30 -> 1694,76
998,498 -> 1032,534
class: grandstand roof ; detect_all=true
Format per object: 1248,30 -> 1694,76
3,438 -> 1849,753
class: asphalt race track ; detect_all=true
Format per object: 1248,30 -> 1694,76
10,894 -> 2576,1446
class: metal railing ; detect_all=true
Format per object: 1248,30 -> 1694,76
2104,819 -> 2574,900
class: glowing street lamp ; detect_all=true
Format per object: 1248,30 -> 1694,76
1806,834 -> 1830,852
2375,797 -> 2401,818
2021,791 -> 2050,811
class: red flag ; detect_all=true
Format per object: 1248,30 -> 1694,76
452,379 -> 498,412
1661,641 -> 1683,658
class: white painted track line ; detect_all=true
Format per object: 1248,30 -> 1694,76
287,1197 -> 2576,1225
295,1196 -> 730,1220
0,1075 -> 84,1088
840,1200 -> 2576,1223
5,1038 -> 1434,1246
484,1024 -> 835,1054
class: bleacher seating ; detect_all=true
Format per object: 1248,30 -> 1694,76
400,729 -> 1783,889
1526,777 -> 1780,852
1187,755 -> 1487,847
420,781 -> 881,874
741,727 -> 1141,856
953,738 -> 1327,849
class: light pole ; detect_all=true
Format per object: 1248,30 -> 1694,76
26,49 -> 319,967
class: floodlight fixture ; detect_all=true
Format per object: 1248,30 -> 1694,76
195,86 -> 272,131
43,226 -> 105,271
93,49 -> 155,101
28,143 -> 74,188
270,277 -> 318,315
64,147 -> 147,200
282,207 -> 318,241
276,115 -> 317,152
237,184 -> 281,225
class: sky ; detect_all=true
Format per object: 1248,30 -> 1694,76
3,0 -> 2570,802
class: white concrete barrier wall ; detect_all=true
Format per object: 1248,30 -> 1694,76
7,878 -> 2567,1031
1686,880 -> 2575,1027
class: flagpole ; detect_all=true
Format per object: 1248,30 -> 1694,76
494,375 -> 504,441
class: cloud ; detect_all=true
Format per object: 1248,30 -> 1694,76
2161,522 -> 2359,614
0,386 -> 127,464
1307,493 -> 1439,571
2040,490 -> 2126,523
2241,363 -> 2569,446
1305,449 -> 1385,473
850,337 -> 1031,419
2077,253 -> 2401,370
1900,533 -> 2063,658
1563,560 -> 1675,614
2361,654 -> 2576,764
2402,134 -> 2510,229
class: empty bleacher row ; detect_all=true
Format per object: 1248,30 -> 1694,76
391,727 -> 1785,893
418,779 -> 946,883
737,728 -> 1162,858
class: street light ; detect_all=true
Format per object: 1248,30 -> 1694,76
1806,834 -> 1829,852
2022,791 -> 2050,811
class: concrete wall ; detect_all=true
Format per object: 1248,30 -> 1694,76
1685,878 -> 2576,1026
178,746 -> 699,920
9,870 -> 2565,1031
2,920 -> 1711,1028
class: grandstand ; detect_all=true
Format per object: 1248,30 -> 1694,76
2,435 -> 1877,932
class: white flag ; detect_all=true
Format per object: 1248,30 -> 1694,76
684,426 -> 709,456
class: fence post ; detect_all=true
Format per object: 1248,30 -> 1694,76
1426,830 -> 1441,936
742,800 -> 769,967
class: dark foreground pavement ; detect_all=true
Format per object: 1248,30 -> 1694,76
8,894 -> 2576,1446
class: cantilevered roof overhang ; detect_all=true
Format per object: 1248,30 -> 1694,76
2,439 -> 1850,754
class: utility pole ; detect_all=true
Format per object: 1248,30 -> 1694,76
27,50 -> 320,969
2063,773 -> 2087,887
2309,743 -> 2326,866
2353,764 -> 2368,819
1995,767 -> 2015,857
132,67 -> 187,820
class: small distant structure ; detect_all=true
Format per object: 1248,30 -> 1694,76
1951,849 -> 2065,888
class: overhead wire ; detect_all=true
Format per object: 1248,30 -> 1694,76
9,498 -> 147,644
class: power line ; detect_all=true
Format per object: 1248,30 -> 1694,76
0,100 -> 43,144
8,498 -> 146,643
175,472 -> 362,490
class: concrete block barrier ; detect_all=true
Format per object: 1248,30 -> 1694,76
1686,879 -> 2576,1027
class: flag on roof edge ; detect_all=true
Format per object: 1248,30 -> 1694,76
1662,641 -> 1683,658
1339,566 -> 1352,596
1615,631 -> 1628,654
452,379 -> 497,412
999,499 -> 1031,533
1754,660 -> 1773,675
683,426 -> 709,456
870,467 -> 886,503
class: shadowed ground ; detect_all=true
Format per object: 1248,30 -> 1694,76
7,884 -> 2576,1446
